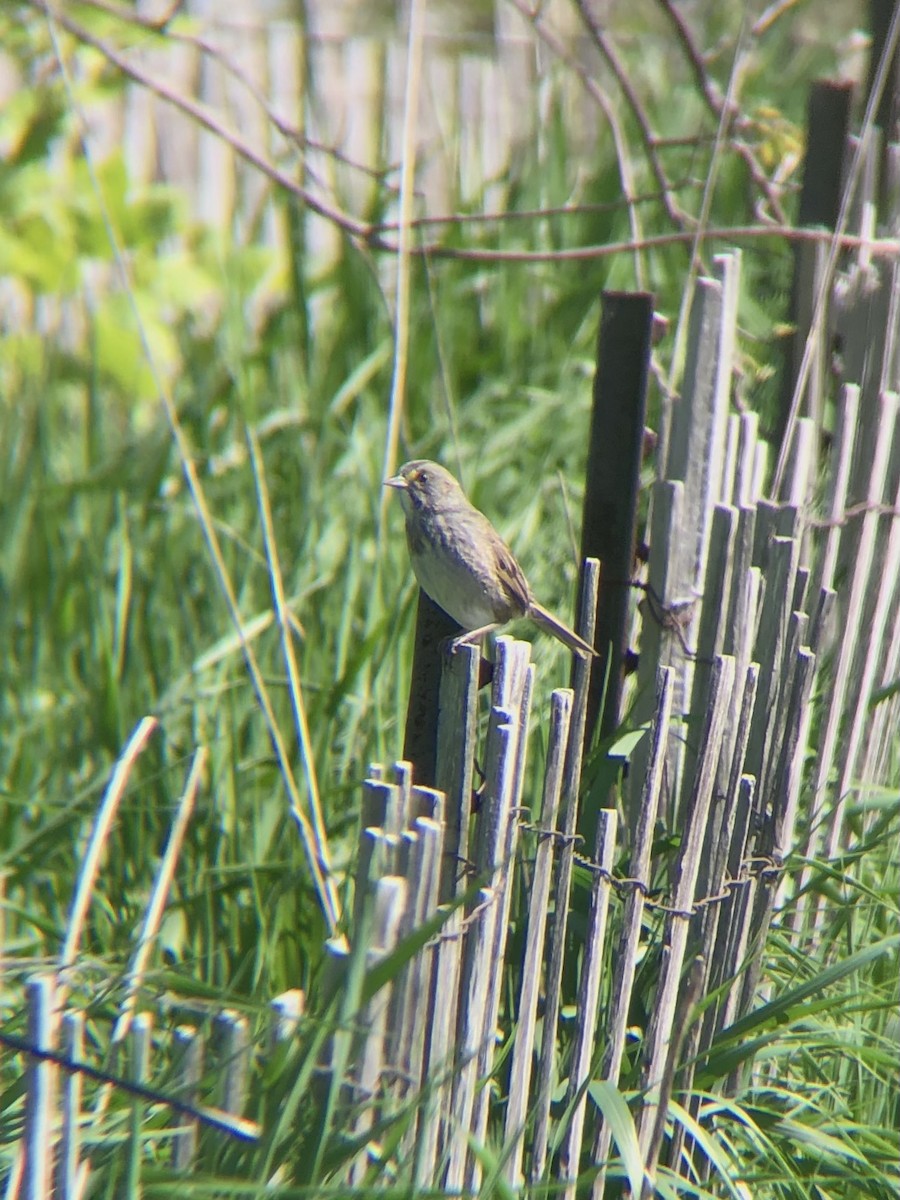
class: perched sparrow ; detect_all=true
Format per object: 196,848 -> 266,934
385,459 -> 595,657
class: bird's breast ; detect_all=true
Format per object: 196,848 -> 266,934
405,508 -> 520,629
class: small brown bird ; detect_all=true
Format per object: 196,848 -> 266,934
385,459 -> 595,657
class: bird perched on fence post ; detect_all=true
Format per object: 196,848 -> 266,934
385,459 -> 595,657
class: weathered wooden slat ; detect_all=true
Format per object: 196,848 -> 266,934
172,1025 -> 203,1169
770,647 -> 818,866
590,666 -> 674,1199
807,390 -> 899,885
859,579 -> 900,791
214,1010 -> 250,1119
349,876 -> 407,1186
470,660 -> 535,1170
629,479 -> 686,829
663,276 -> 731,723
353,818 -> 397,938
722,411 -> 740,504
23,976 -> 55,1200
403,591 -> 465,787
811,384 -> 860,606
434,643 -> 481,901
126,1014 -> 153,1195
561,808 -> 618,1196
503,687 -> 573,1186
416,904 -> 463,1184
396,817 -> 443,1160
637,655 -> 735,1164
736,648 -> 818,1053
269,989 -> 305,1048
831,452 -> 900,850
447,638 -> 531,1191
745,534 -> 800,795
733,412 -> 760,506
58,1011 -> 83,1200
694,664 -> 760,1061
529,561 -> 600,1181
684,503 -> 738,832
714,774 -> 759,1037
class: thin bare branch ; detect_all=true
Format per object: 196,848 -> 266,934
73,0 -> 391,183
506,0 -> 650,286
654,0 -> 789,222
28,0 -> 371,241
573,0 -> 686,227
366,223 -> 900,262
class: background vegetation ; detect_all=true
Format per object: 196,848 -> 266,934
0,0 -> 896,1195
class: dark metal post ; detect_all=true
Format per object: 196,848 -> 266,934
776,81 -> 854,452
867,0 -> 900,209
797,81 -> 855,231
579,291 -> 654,747
402,591 -> 461,787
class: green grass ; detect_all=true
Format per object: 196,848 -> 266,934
1,1 -> 897,1195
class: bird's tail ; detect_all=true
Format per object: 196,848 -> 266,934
529,602 -> 596,658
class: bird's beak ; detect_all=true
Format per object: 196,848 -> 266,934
384,474 -> 407,490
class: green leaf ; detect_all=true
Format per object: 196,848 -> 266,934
92,293 -> 179,401
607,723 -> 651,759
587,1080 -> 646,1196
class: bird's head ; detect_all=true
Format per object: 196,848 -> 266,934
384,460 -> 462,516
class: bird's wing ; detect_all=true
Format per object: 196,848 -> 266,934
492,536 -> 532,615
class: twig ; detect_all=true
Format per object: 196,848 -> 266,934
573,0 -> 686,227
73,0 -> 391,183
506,0 -> 649,286
807,500 -> 900,527
0,1030 -> 260,1141
654,0 -> 788,222
367,224 -> 900,262
374,187 -> 701,234
28,0 -> 370,241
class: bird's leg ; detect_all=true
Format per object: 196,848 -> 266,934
448,623 -> 501,652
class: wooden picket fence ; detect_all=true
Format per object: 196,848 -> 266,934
8,319 -> 900,1190
13,216 -> 899,1192
337,244 -> 900,1196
